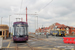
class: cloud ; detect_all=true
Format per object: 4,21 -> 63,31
0,0 -> 75,32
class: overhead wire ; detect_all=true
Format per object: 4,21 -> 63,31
39,0 -> 53,13
38,0 -> 53,28
20,0 -> 23,13
43,0 -> 53,9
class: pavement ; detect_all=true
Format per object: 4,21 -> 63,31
1,34 -> 75,50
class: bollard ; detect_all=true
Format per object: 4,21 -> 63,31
0,36 -> 3,49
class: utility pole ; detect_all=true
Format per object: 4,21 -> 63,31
26,7 -> 27,23
35,12 -> 38,33
37,16 -> 38,33
9,15 -> 11,33
35,17 -> 36,33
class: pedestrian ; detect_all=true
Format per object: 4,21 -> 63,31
36,33 -> 38,39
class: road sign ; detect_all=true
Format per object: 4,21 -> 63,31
0,37 -> 3,49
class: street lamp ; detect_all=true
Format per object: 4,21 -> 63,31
9,15 -> 11,33
37,16 -> 38,31
9,15 -> 11,28
35,12 -> 38,33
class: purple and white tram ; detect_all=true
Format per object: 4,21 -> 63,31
13,21 -> 28,42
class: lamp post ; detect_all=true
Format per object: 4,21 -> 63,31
9,15 -> 11,34
9,15 -> 11,28
36,16 -> 38,38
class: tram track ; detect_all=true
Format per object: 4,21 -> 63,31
15,44 -> 18,50
14,38 -> 44,50
26,43 -> 34,50
15,43 -> 34,50
30,38 -> 55,47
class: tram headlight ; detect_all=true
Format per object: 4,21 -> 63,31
26,36 -> 27,37
16,36 -> 18,38
15,36 -> 18,38
24,36 -> 27,38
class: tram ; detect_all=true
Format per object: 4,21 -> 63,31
50,30 -> 66,37
13,21 -> 28,42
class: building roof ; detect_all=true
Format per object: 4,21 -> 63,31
0,24 -> 9,29
55,22 -> 61,26
45,27 -> 49,29
69,26 -> 75,28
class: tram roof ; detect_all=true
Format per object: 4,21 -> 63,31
13,21 -> 28,24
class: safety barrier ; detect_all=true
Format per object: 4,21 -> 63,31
63,37 -> 75,44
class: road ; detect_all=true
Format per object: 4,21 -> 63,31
1,34 -> 75,50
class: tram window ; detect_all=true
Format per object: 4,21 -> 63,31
24,27 -> 28,35
13,27 -> 14,35
26,27 -> 28,35
16,27 -> 19,35
14,26 -> 28,35
25,27 -> 26,35
61,31 -> 65,34
55,31 -> 59,33
23,27 -> 25,35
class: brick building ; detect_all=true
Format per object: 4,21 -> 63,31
35,27 -> 50,33
35,22 -> 75,35
49,23 -> 75,35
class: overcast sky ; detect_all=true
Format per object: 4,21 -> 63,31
0,0 -> 75,32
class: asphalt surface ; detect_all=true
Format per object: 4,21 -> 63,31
1,34 -> 75,50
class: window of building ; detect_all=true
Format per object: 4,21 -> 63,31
66,31 -> 69,34
72,32 -> 74,34
72,28 -> 74,30
57,28 -> 59,30
66,28 -> 69,30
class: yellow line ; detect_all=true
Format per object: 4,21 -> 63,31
7,41 -> 11,48
71,48 -> 74,50
3,46 -> 74,50
2,47 -> 15,48
2,47 -> 7,48
18,47 -> 29,48
33,47 -> 51,49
